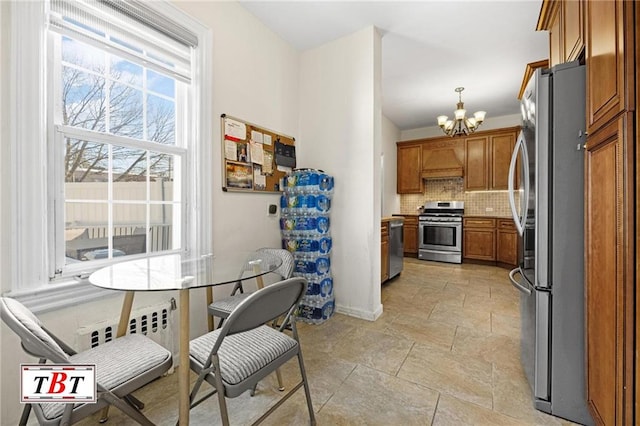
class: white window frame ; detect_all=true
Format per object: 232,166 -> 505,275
49,30 -> 188,277
6,1 -> 212,313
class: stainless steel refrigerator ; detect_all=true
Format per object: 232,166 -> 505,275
508,61 -> 593,425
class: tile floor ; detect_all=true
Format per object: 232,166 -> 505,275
75,258 -> 581,425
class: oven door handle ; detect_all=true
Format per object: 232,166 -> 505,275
422,222 -> 461,227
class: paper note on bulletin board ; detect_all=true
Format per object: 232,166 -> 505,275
221,114 -> 296,193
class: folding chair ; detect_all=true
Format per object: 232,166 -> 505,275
206,248 -> 294,392
207,248 -> 295,328
189,277 -> 316,425
0,297 -> 172,426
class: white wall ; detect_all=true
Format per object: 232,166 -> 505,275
0,2 -> 301,424
174,0 -> 300,340
0,1 -> 7,421
175,0 -> 299,256
399,113 -> 521,141
381,114 -> 400,216
298,27 -> 383,321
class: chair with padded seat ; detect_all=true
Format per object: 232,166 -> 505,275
206,248 -> 295,392
189,277 -> 315,426
0,297 -> 172,426
207,248 -> 295,329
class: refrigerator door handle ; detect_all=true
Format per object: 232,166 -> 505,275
508,132 -> 529,236
509,267 -> 532,295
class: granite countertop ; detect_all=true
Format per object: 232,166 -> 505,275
382,216 -> 405,223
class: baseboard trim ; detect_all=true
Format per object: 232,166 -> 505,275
335,303 -> 383,321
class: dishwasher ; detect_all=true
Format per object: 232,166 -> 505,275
388,218 -> 404,279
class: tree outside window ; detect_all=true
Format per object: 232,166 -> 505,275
59,35 -> 181,265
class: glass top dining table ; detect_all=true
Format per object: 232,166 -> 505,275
88,251 -> 283,426
88,251 -> 283,292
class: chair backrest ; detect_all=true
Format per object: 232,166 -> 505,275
0,297 -> 70,363
239,248 -> 294,281
219,277 -> 307,340
257,248 -> 294,279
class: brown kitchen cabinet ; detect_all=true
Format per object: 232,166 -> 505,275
585,0 -> 628,135
496,219 -> 518,267
582,2 -> 635,424
462,217 -> 496,262
381,221 -> 389,283
400,215 -> 418,257
562,0 -> 584,63
538,0 -> 584,68
548,1 -> 562,67
464,128 -> 518,191
396,144 -> 422,193
585,115 -> 633,425
397,126 -> 518,194
464,136 -> 489,191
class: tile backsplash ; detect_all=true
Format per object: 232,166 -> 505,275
399,178 -> 518,217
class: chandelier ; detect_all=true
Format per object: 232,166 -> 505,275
437,87 -> 486,137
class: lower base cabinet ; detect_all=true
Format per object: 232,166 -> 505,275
496,219 -> 519,266
463,217 -> 518,268
463,217 -> 496,261
381,221 -> 389,283
401,215 -> 418,256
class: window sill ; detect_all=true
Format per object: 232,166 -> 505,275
5,279 -> 120,315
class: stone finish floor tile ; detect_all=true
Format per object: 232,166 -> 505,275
492,361 -> 572,425
451,325 -> 521,368
429,302 -> 493,332
433,394 -> 530,425
397,341 -> 494,409
328,326 -> 414,376
384,314 -> 457,350
318,364 -> 439,425
72,259 -> 585,425
492,311 -> 522,338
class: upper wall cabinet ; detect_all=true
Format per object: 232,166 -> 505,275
563,0 -> 584,63
464,136 -> 489,191
397,137 -> 463,194
397,126 -> 519,194
396,143 -> 422,193
548,1 -> 562,67
538,0 -> 585,67
464,127 -> 518,191
585,0 -> 628,134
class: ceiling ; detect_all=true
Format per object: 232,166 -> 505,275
239,1 -> 549,131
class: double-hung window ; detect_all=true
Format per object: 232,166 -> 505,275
8,1 -> 211,309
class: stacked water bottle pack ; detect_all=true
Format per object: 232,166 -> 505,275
279,169 -> 335,324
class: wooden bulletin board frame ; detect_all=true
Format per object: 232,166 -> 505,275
220,114 -> 296,193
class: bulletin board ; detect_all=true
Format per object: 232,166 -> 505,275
220,114 -> 296,193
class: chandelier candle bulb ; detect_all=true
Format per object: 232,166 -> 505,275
474,111 -> 486,122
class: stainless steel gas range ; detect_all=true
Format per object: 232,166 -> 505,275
418,201 -> 464,264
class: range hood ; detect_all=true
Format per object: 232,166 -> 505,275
421,148 -> 464,178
